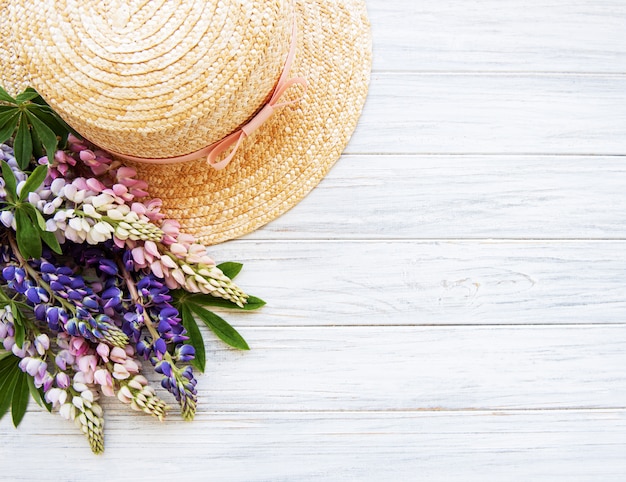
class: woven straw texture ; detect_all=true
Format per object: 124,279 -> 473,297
2,0 -> 371,245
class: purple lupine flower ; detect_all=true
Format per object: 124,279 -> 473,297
156,358 -> 197,421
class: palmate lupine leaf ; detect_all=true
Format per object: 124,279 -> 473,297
0,87 -> 72,168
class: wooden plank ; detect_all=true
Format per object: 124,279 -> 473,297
185,325 -> 626,411
245,155 -> 626,240
345,73 -> 626,155
209,241 -> 626,326
370,0 -> 626,73
3,410 -> 626,480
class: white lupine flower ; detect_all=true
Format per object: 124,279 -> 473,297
86,228 -> 109,244
34,334 -> 50,355
43,202 -> 56,215
93,221 -> 114,235
65,225 -> 87,243
73,382 -> 88,393
50,178 -> 66,196
72,395 -> 85,410
81,390 -> 95,403
68,217 -> 85,232
92,193 -> 115,208
72,189 -> 87,204
106,208 -> 125,220
0,210 -> 15,229
28,192 -> 41,205
115,226 -> 130,240
82,203 -> 102,218
15,180 -> 26,197
38,188 -> 52,199
45,218 -> 58,232
59,402 -> 74,420
54,209 -> 71,222
45,388 -> 68,407
62,183 -> 77,200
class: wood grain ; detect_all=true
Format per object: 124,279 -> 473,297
346,73 -> 626,155
3,410 -> 626,481
208,241 -> 626,326
370,0 -> 626,73
244,155 -> 626,240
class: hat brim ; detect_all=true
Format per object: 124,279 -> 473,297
124,0 -> 372,245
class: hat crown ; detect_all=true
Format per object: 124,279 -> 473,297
15,0 -> 294,158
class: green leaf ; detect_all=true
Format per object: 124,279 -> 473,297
0,357 -> 20,421
1,160 -> 17,202
13,112 -> 33,169
180,303 -> 206,373
40,229 -> 62,254
23,204 -> 60,253
25,111 -> 58,162
10,302 -> 27,348
26,104 -> 72,146
189,303 -> 249,350
30,124 -> 44,161
11,370 -> 30,427
185,292 -> 265,311
242,296 -> 266,310
0,85 -> 16,104
0,352 -> 17,373
216,262 -> 243,280
13,317 -> 25,349
22,202 -> 42,227
15,88 -> 39,104
31,205 -> 47,230
26,374 -> 52,412
15,207 -> 42,259
18,164 -> 48,201
0,108 -> 19,143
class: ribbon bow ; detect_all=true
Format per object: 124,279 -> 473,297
108,16 -> 307,170
206,72 -> 307,170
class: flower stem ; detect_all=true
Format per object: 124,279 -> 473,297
117,257 -> 160,342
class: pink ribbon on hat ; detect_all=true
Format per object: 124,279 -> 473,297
110,16 -> 307,170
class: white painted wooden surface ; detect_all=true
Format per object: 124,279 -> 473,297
3,1 -> 626,480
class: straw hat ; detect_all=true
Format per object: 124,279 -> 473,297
0,0 -> 371,245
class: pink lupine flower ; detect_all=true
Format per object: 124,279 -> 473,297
69,337 -> 90,357
96,343 -> 110,362
94,369 -> 115,397
77,354 -> 98,381
109,346 -> 127,363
